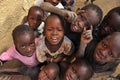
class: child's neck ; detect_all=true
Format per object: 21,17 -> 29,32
45,39 -> 62,53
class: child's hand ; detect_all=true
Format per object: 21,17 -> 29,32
81,25 -> 93,44
62,10 -> 77,22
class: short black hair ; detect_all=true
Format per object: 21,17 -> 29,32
28,6 -> 44,19
101,7 -> 120,31
44,13 -> 66,30
12,24 -> 34,41
73,59 -> 94,79
81,4 -> 103,27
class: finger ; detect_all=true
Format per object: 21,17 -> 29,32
90,25 -> 93,30
83,27 -> 87,32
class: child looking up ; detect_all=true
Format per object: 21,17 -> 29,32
84,32 -> 120,73
36,14 -> 74,63
0,25 -> 39,67
38,63 -> 59,80
62,60 -> 93,80
24,6 -> 44,37
65,4 -> 103,52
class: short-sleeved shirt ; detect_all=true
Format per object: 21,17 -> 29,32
0,38 -> 41,67
36,36 -> 74,63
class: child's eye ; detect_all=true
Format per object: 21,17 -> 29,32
57,29 -> 63,31
21,45 -> 26,49
30,42 -> 35,46
108,51 -> 114,57
102,42 -> 107,48
47,28 -> 53,31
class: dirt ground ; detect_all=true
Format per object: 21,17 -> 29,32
0,0 -> 120,80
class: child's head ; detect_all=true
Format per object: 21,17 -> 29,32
71,4 -> 103,32
98,7 -> 120,39
12,25 -> 35,57
27,6 -> 44,30
45,0 -> 61,6
44,14 -> 65,46
38,63 -> 59,80
64,60 -> 93,80
94,32 -> 120,64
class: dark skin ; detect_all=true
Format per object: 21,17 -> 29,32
98,12 -> 120,39
28,8 -> 43,31
64,61 -> 92,80
44,15 -> 65,63
93,33 -> 120,65
70,8 -> 99,32
38,63 -> 59,80
14,32 -> 36,57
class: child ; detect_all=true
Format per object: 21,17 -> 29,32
38,63 -> 59,80
62,59 -> 93,80
39,1 -> 77,22
24,6 -> 44,37
98,7 -> 120,40
0,25 -> 41,80
84,32 -> 120,74
65,4 -> 103,52
36,14 -> 74,63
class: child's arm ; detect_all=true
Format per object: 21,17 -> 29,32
76,26 -> 93,58
50,54 -> 65,63
0,46 -> 14,65
40,2 -> 77,22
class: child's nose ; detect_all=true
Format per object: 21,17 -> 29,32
26,47 -> 32,53
52,30 -> 57,34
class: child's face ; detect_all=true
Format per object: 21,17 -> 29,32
71,8 -> 99,32
64,63 -> 91,80
38,66 -> 57,80
45,16 -> 64,46
93,36 -> 120,64
99,12 -> 120,38
45,0 -> 60,6
15,33 -> 36,57
28,9 -> 43,30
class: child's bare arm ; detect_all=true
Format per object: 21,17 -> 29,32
76,26 -> 93,58
40,2 -> 77,22
50,54 -> 65,63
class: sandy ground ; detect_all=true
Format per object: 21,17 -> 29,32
0,0 -> 120,80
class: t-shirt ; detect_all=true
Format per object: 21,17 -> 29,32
0,38 -> 41,67
36,36 -> 74,63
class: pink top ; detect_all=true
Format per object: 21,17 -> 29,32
0,38 -> 41,67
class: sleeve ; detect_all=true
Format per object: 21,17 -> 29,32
0,46 -> 14,61
36,45 -> 47,63
64,37 -> 74,55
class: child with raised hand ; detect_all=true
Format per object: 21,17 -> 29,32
0,25 -> 41,80
76,25 -> 93,58
62,59 -> 93,80
24,6 -> 44,38
64,4 -> 103,52
83,32 -> 120,75
38,63 -> 59,80
36,14 -> 74,63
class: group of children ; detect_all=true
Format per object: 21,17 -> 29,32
0,0 -> 120,80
